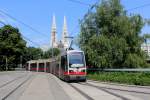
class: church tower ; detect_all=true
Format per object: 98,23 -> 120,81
62,16 -> 69,48
51,15 -> 57,48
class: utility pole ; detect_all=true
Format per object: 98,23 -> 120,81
20,56 -> 22,68
144,36 -> 149,57
5,56 -> 8,71
52,42 -> 54,58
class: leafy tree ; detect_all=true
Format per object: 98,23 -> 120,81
42,48 -> 60,59
0,25 -> 27,70
79,0 -> 149,68
25,47 -> 43,61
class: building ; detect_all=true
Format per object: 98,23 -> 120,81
50,15 -> 69,48
141,43 -> 150,57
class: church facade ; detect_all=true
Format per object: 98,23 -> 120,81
50,15 -> 69,49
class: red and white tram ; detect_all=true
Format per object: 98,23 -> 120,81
50,49 -> 86,82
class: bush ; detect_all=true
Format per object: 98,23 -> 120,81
87,72 -> 150,86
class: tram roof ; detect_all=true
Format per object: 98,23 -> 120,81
60,48 -> 84,56
27,58 -> 53,63
67,50 -> 83,53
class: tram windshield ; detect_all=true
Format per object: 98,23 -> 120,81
68,52 -> 85,68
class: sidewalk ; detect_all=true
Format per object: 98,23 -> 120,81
19,73 -> 55,100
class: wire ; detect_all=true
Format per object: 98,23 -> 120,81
0,18 -> 41,47
22,35 -> 41,47
0,20 -> 5,25
0,9 -> 50,47
71,1 -> 150,35
68,0 -> 99,37
0,9 -> 49,38
127,3 -> 150,11
66,0 -> 91,6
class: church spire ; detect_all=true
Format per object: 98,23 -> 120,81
51,14 -> 57,47
62,16 -> 68,48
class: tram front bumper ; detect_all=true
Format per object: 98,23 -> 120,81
65,75 -> 86,81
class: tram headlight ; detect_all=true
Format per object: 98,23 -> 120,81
69,70 -> 74,73
81,69 -> 86,72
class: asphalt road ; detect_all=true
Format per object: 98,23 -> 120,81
0,71 -> 150,100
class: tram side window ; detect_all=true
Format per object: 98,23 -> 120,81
61,55 -> 67,70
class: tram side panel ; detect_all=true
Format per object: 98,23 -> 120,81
60,55 -> 68,80
46,62 -> 50,73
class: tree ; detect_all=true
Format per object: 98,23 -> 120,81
42,48 -> 60,59
79,0 -> 148,68
0,25 -> 27,70
25,47 -> 43,61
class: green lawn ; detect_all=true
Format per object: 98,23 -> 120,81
87,72 -> 150,86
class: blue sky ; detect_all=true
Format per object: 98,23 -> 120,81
0,0 -> 150,50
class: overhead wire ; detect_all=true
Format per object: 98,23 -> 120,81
68,0 -> 99,37
0,9 -> 49,38
66,0 -> 91,6
127,3 -> 150,11
68,0 -> 150,36
22,35 -> 40,47
0,13 -> 42,47
0,9 -> 50,47
0,20 -> 5,25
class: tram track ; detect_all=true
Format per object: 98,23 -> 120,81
0,74 -> 28,89
0,73 -> 32,100
78,82 -> 130,100
84,81 -> 150,95
68,83 -> 94,100
88,80 -> 150,89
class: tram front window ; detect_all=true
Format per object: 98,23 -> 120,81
69,52 -> 85,67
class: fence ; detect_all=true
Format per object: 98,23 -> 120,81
87,68 -> 150,72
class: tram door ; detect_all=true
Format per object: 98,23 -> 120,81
61,55 -> 67,77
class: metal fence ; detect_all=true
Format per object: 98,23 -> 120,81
87,68 -> 150,72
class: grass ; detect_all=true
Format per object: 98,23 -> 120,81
87,72 -> 150,86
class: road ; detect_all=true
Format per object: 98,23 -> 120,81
0,71 -> 150,100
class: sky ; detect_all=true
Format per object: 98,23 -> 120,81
0,0 -> 150,50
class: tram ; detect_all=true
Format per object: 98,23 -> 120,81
55,49 -> 87,82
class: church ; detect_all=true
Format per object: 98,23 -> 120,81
51,15 -> 69,49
